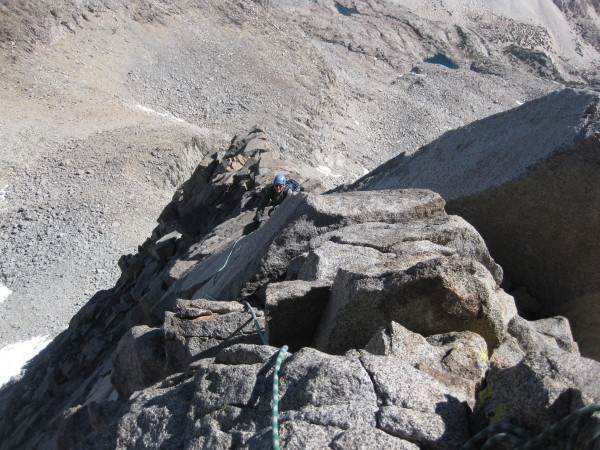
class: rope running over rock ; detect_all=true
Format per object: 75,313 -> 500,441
272,345 -> 289,450
211,232 -> 289,448
243,301 -> 267,345
460,401 -> 600,449
243,301 -> 289,449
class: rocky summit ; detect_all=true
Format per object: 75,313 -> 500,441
0,128 -> 599,449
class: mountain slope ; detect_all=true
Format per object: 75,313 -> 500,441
0,0 -> 597,351
0,128 -> 598,449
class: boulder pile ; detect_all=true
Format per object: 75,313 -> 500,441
0,127 -> 599,449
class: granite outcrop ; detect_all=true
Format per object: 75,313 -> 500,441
0,128 -> 598,449
351,87 -> 600,361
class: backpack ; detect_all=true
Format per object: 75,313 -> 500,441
286,178 -> 302,193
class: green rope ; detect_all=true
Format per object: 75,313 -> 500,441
243,301 -> 267,345
272,345 -> 288,450
460,401 -> 600,450
241,304 -> 289,449
517,401 -> 600,449
461,423 -> 530,450
585,425 -> 600,450
481,433 -> 525,450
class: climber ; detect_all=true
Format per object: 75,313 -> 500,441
253,174 -> 295,223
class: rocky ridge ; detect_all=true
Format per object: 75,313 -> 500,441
4,0 -> 599,349
0,128 -> 598,449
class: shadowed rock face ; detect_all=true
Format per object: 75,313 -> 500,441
0,128 -> 599,450
448,136 -> 600,358
350,88 -> 600,360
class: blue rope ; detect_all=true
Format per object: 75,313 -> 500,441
204,236 -> 245,301
243,301 -> 267,345
272,345 -> 288,450
217,235 -> 243,273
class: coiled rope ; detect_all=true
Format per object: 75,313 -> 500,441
460,401 -> 600,450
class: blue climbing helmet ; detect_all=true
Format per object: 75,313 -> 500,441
274,174 -> 287,186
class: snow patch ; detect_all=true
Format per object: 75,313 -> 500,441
132,104 -> 185,123
0,185 -> 7,201
0,336 -> 52,387
0,283 -> 12,304
316,166 -> 342,177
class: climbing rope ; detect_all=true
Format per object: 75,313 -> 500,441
242,301 -> 289,449
460,401 -> 600,450
243,301 -> 267,345
203,236 -> 245,302
203,228 -> 290,448
216,235 -> 244,273
272,345 -> 288,450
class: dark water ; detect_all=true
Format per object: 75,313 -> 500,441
335,2 -> 359,16
424,54 -> 459,69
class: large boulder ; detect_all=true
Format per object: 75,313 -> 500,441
163,299 -> 263,373
468,314 -> 599,446
308,216 -> 503,284
258,191 -> 510,355
313,255 -> 517,354
360,352 -> 471,449
111,326 -> 166,399
287,240 -> 388,282
351,88 -> 600,359
472,348 -> 600,438
366,322 -> 489,406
